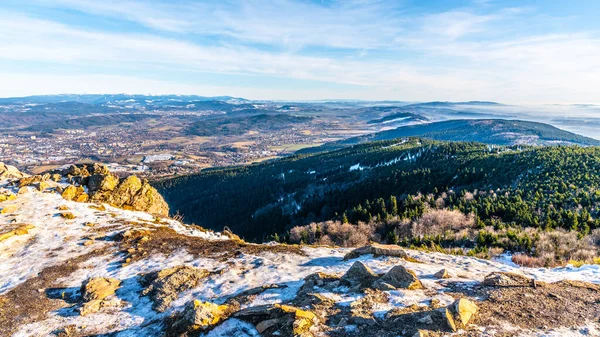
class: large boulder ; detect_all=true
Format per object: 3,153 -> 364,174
172,300 -> 235,333
110,175 -> 143,206
141,266 -> 210,312
452,298 -> 478,326
0,162 -> 27,179
483,272 -> 535,287
373,265 -> 424,290
61,185 -> 88,202
88,173 -> 119,194
342,261 -> 378,288
128,182 -> 169,216
81,277 -> 121,302
233,303 -> 318,336
344,243 -> 409,260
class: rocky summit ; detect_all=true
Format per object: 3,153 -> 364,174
1,164 -> 600,337
13,163 -> 169,216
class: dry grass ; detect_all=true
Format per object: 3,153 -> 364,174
119,225 -> 305,265
511,254 -> 547,268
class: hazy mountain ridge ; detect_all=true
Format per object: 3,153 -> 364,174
300,119 -> 600,154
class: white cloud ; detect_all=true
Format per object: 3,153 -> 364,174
422,11 -> 495,39
32,0 -> 406,50
2,1 -> 600,103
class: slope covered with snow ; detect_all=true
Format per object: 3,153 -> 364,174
1,178 -> 600,337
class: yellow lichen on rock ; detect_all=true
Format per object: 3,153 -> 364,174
0,205 -> 18,214
61,185 -> 86,202
0,193 -> 16,203
81,277 -> 121,302
0,224 -> 34,242
274,304 -> 317,335
453,298 -> 478,326
60,212 -> 76,219
175,300 -> 231,331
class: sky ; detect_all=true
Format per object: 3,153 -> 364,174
1,0 -> 600,103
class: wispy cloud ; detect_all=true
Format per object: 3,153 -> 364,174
32,0 -> 406,50
1,0 -> 600,102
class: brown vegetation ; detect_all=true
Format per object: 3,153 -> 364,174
0,249 -> 108,336
118,225 -> 305,265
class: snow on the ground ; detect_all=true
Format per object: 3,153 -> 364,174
3,184 -> 600,336
0,186 -> 226,295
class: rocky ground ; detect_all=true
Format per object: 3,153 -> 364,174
1,163 -> 600,337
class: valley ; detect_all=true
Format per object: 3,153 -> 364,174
3,95 -> 600,180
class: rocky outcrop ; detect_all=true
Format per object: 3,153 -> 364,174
483,272 -> 537,287
0,224 -> 34,242
141,266 -> 210,312
373,265 -> 424,290
79,277 -> 123,316
344,243 -> 409,260
233,303 -> 319,336
452,298 -> 478,326
434,269 -> 451,279
0,190 -> 16,203
0,162 -> 27,179
81,277 -> 121,301
171,300 -> 235,333
342,261 -> 379,289
17,163 -> 169,216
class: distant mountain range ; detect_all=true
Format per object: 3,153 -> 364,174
0,94 -> 247,105
186,113 -> 313,136
300,119 -> 600,153
366,112 -> 429,125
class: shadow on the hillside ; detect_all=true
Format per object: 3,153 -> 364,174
300,256 -> 343,267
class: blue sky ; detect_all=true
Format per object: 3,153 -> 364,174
1,0 -> 600,102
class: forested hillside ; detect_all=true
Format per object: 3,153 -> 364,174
300,119 -> 600,153
157,138 -> 600,266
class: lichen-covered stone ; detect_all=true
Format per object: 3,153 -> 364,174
342,261 -> 378,288
344,243 -> 409,260
173,300 -> 233,332
453,298 -> 478,326
110,175 -> 142,206
81,277 -> 121,302
87,173 -> 119,194
142,266 -> 210,312
0,224 -> 34,242
79,297 -> 123,316
483,272 -> 534,287
61,185 -> 86,201
374,265 -> 424,290
129,182 -> 169,216
0,162 -> 27,179
434,269 -> 450,279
